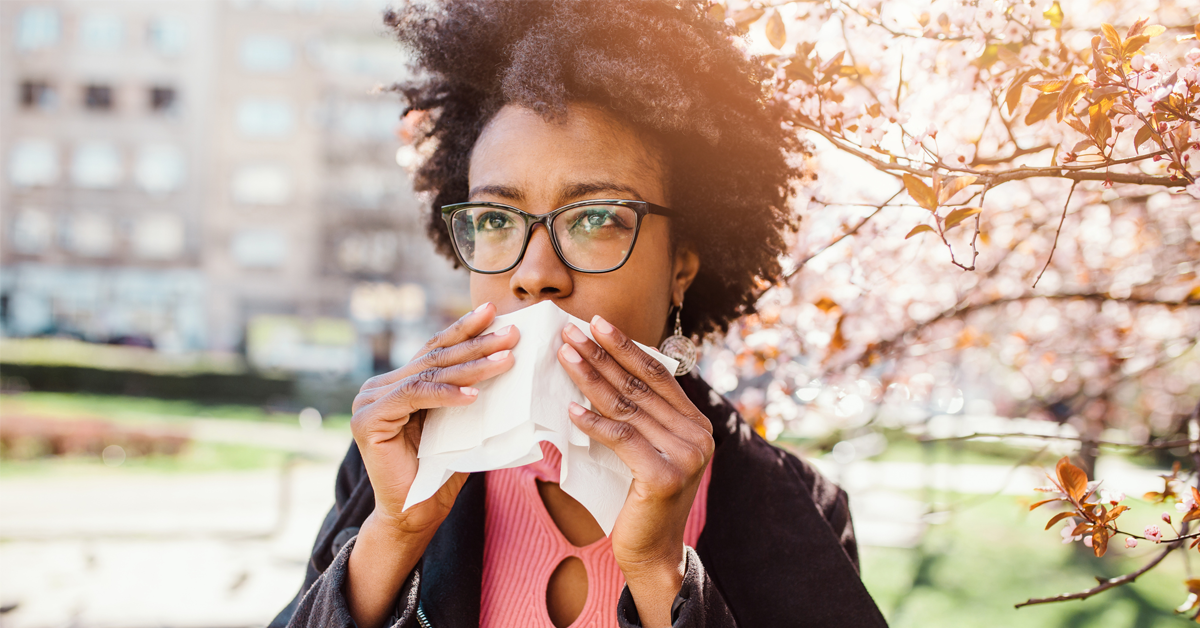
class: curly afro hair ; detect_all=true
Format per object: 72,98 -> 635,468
383,0 -> 802,338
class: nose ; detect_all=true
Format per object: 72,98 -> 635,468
510,224 -> 573,300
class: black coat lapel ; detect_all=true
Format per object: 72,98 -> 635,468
418,470 -> 487,627
683,374 -> 888,627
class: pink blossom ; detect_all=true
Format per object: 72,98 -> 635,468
1186,48 -> 1200,65
856,116 -> 886,146
1144,525 -> 1162,543
1178,489 -> 1199,511
1162,512 -> 1172,524
1130,54 -> 1145,71
1100,489 -> 1125,505
1061,520 -> 1083,544
1186,181 -> 1200,201
1125,537 -> 1138,548
949,144 -> 976,167
1083,534 -> 1093,548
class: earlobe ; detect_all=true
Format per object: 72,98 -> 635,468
672,246 -> 700,305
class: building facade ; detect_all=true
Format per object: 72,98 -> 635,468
0,0 -> 467,376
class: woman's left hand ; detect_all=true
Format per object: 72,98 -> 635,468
558,314 -> 714,627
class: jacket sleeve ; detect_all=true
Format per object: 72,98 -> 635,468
616,546 -> 737,628
282,535 -> 424,628
268,442 -> 426,628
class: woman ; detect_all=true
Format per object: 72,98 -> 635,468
273,2 -> 887,627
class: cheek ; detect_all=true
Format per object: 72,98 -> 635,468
593,224 -> 674,341
469,273 -> 509,304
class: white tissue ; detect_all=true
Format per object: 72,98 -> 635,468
403,300 -> 679,536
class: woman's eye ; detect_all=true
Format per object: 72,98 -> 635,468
572,209 -> 622,231
476,211 -> 514,231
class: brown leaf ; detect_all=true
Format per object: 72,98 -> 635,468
1123,35 -> 1151,56
1005,69 -> 1037,115
765,10 -> 787,50
1030,497 -> 1064,511
819,51 -> 845,78
938,175 -> 978,205
1100,23 -> 1123,51
1071,522 -> 1093,536
903,174 -> 938,211
1092,529 -> 1108,557
944,207 -> 982,230
905,224 -> 935,239
1045,511 -> 1075,530
1056,76 -> 1088,122
1025,92 -> 1058,125
1126,17 -> 1149,39
1141,24 -> 1166,38
1026,78 -> 1070,93
1134,124 -> 1154,149
1056,456 -> 1089,503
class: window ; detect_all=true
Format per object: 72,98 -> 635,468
147,17 -> 186,56
15,7 -> 60,51
72,142 -> 122,188
337,231 -> 399,274
10,208 -> 54,254
231,164 -> 291,205
132,213 -> 185,259
134,144 -> 185,194
8,139 -> 59,187
79,14 -> 123,50
239,36 -> 294,72
84,85 -> 114,111
66,212 -> 115,257
149,86 -> 177,113
19,80 -> 56,110
231,229 -> 287,268
236,99 -> 295,137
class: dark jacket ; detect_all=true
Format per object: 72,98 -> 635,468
271,373 -> 889,627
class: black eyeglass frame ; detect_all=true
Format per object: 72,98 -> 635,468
439,198 -> 671,274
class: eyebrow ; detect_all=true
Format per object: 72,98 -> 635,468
466,181 -> 646,207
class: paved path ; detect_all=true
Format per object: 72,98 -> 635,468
0,420 -> 1174,628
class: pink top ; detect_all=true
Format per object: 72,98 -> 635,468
480,440 -> 713,627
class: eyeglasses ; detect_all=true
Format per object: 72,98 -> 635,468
440,198 -> 670,274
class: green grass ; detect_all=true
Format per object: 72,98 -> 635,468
0,440 -> 291,476
860,492 -> 1193,627
0,391 -> 352,427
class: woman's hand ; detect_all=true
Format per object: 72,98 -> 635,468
557,315 -> 714,627
351,301 -> 519,536
347,302 -> 519,628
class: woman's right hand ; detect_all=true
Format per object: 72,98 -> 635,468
350,301 -> 518,538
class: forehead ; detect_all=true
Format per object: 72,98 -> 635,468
467,102 -> 667,206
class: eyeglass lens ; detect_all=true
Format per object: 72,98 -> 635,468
449,204 -> 639,272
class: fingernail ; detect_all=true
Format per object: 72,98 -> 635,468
494,325 -> 513,336
487,350 -> 510,361
591,315 -> 613,335
568,401 -> 587,417
565,324 -> 587,343
461,386 -> 479,396
473,302 -> 490,314
560,343 -> 582,363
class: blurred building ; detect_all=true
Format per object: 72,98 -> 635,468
0,0 -> 467,376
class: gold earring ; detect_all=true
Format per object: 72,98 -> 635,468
657,302 -> 697,376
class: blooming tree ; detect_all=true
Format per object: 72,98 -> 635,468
703,0 -> 1200,618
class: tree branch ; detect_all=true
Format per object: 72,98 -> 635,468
1032,180 -> 1077,288
1014,542 -> 1177,608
